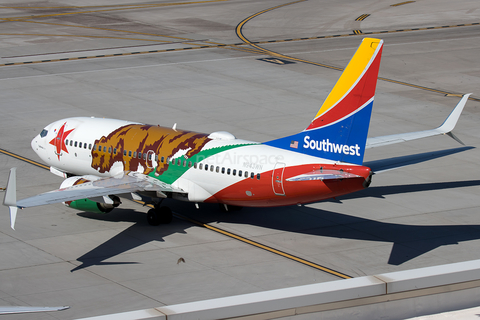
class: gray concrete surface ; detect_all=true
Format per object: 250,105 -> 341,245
0,0 -> 479,319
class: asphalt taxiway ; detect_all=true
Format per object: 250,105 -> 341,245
0,0 -> 479,319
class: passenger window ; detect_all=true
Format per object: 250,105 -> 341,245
251,172 -> 255,179
108,147 -> 112,153
239,170 -> 242,177
124,150 -> 127,156
143,153 -> 147,160
194,162 -> 197,169
74,141 -> 78,147
188,161 -> 192,167
65,139 -> 69,145
104,146 -> 107,152
84,143 -> 87,149
113,148 -> 117,154
98,145 -> 101,151
133,152 -> 137,158
222,167 -> 225,174
161,156 -> 164,163
79,142 -> 82,148
245,171 -> 248,178
88,144 -> 91,150
199,163 -> 203,170
183,160 -> 186,167
128,151 -> 132,157
227,168 -> 231,175
177,159 -> 181,165
210,166 -> 214,172
232,169 -> 236,176
138,152 -> 142,159
216,166 -> 219,173
204,164 -> 208,170
257,173 -> 261,180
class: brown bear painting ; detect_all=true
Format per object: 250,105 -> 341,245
91,124 -> 211,176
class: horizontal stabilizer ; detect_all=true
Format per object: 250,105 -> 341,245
366,94 -> 471,149
3,168 -> 18,230
286,169 -> 361,182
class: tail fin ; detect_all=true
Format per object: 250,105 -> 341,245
265,38 -> 383,165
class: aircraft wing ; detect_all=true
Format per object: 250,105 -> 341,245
0,306 -> 69,314
366,94 -> 470,149
3,169 -> 183,229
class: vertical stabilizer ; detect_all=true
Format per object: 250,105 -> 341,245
265,38 -> 383,165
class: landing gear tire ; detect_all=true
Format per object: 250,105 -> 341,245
147,206 -> 173,226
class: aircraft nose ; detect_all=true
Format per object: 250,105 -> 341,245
31,135 -> 38,151
31,134 -> 42,154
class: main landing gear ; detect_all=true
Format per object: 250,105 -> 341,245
147,204 -> 173,226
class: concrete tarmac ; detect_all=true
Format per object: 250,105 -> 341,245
0,0 -> 479,319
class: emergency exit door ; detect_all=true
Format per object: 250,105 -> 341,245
272,162 -> 286,196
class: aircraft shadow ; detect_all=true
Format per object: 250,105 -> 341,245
197,202 -> 480,266
71,209 -> 189,271
72,178 -> 480,271
364,146 -> 474,173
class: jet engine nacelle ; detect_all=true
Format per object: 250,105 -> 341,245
60,175 -> 121,213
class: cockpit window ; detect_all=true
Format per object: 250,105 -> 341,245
40,129 -> 48,138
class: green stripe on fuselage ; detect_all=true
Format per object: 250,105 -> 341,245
149,143 -> 256,184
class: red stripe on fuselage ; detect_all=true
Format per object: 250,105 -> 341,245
206,164 -> 371,207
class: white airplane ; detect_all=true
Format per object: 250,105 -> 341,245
3,38 -> 471,229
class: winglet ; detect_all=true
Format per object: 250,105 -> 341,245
437,93 -> 471,134
3,168 -> 18,230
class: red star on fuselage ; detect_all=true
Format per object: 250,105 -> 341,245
49,122 -> 74,160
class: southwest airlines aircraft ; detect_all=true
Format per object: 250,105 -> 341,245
3,38 -> 471,229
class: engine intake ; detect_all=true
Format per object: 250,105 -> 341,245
61,176 -> 121,213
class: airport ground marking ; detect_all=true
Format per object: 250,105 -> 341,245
391,1 -> 415,7
355,14 -> 370,21
235,2 -> 480,102
0,147 -> 351,279
0,148 -> 50,170
0,0 -> 228,22
0,0 -> 478,103
22,20 -> 204,43
177,212 -> 353,279
136,200 -> 353,280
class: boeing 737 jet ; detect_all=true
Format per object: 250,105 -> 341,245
3,38 -> 471,229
